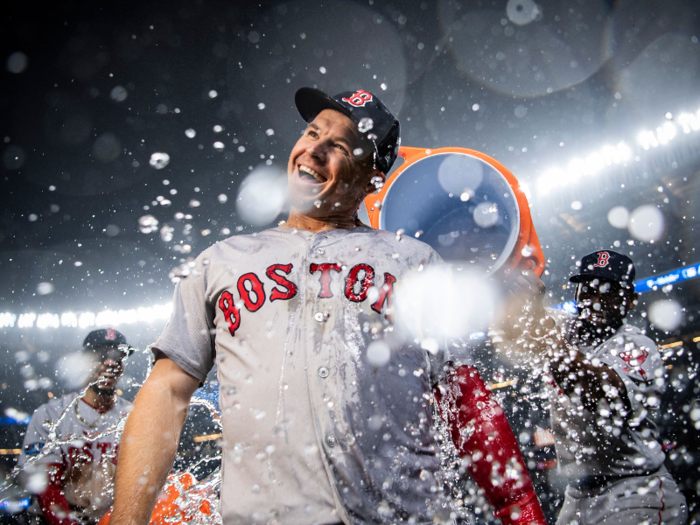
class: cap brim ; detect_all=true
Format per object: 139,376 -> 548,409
569,274 -> 628,284
295,87 -> 355,124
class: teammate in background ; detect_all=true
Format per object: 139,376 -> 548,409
502,250 -> 688,525
111,87 -> 546,525
19,329 -> 133,525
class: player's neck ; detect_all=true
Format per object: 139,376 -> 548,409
83,385 -> 116,412
284,209 -> 362,232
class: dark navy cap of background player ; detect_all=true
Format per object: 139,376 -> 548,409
295,87 -> 401,175
83,328 -> 134,356
569,250 -> 636,286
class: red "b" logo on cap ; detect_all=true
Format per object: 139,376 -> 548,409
106,328 -> 116,340
342,89 -> 373,107
594,252 -> 610,267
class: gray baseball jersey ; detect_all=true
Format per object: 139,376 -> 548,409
154,225 -> 456,524
18,394 -> 132,521
547,311 -> 666,479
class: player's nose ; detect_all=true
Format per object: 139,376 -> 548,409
306,138 -> 329,162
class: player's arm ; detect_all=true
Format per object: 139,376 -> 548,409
110,357 -> 200,525
496,270 -> 629,415
435,366 -> 547,525
20,407 -> 79,525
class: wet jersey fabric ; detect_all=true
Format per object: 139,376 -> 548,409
547,311 -> 666,479
154,226 -> 453,525
556,467 -> 688,525
19,394 -> 132,521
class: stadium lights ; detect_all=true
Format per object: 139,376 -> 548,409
0,303 -> 172,330
535,107 -> 700,197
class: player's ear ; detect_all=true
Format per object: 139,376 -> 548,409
626,290 -> 639,312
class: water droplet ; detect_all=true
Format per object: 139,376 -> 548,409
353,147 -> 364,157
370,175 -> 384,190
367,340 -> 391,366
160,224 -> 174,242
138,215 -> 159,233
208,90 -> 218,98
6,52 -> 28,74
395,228 -> 404,241
319,66 -> 327,74
185,128 -> 196,138
37,282 -> 54,295
258,102 -> 266,110
266,128 -> 275,136
607,206 -> 629,229
358,118 -> 374,133
213,141 -> 225,150
314,200 -> 322,208
380,83 -> 387,90
218,194 -> 228,204
110,85 -> 128,102
149,152 -> 170,170
189,199 -> 201,208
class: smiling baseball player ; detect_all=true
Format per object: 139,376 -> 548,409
18,329 -> 133,525
502,251 -> 688,525
111,87 -> 546,525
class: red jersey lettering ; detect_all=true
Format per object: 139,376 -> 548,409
218,291 -> 241,336
310,263 -> 341,298
345,264 -> 375,302
371,272 -> 397,314
237,273 -> 266,312
266,264 -> 298,301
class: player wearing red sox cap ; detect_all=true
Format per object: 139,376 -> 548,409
110,87 -> 546,525
18,329 -> 134,525
500,251 -> 688,525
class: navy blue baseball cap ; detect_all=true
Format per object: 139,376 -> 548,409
83,328 -> 134,356
570,250 -> 636,286
295,87 -> 401,175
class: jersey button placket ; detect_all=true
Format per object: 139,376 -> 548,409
318,366 -> 330,378
325,434 -> 337,448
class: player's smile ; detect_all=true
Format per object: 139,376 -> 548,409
296,164 -> 327,185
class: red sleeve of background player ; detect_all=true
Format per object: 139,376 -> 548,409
36,463 -> 81,525
435,365 -> 547,525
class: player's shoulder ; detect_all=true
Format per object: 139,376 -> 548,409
609,323 -> 656,351
114,395 -> 133,412
32,393 -> 77,419
351,226 -> 439,257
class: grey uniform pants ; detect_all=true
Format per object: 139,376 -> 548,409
556,469 -> 688,525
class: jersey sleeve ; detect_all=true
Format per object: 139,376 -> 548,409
18,403 -> 62,468
596,328 -> 663,419
153,249 -> 217,383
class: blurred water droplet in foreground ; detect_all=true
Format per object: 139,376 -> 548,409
36,282 -> 54,295
648,299 -> 682,331
110,85 -> 128,102
629,204 -> 664,242
138,215 -> 159,233
185,128 -> 196,138
394,266 -> 496,339
160,224 -> 174,242
473,202 -> 499,228
6,51 -> 28,73
236,165 -> 287,226
607,206 -> 629,229
149,152 -> 170,169
358,118 -> 374,133
55,352 -> 94,389
366,340 -> 391,367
